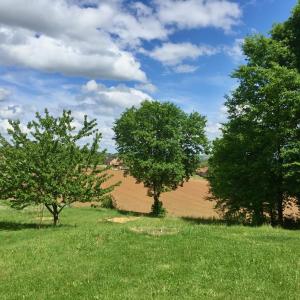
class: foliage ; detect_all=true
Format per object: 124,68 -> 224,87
100,194 -> 117,209
198,155 -> 208,168
114,100 -> 208,216
271,0 -> 300,71
150,198 -> 166,217
0,109 -> 117,225
208,2 -> 300,226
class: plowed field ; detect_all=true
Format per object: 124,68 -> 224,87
106,170 -> 217,218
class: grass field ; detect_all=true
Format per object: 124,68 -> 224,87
0,206 -> 299,300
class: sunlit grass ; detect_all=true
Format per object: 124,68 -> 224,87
0,205 -> 299,299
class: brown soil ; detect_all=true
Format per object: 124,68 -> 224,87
107,216 -> 140,223
75,170 -> 299,220
105,170 -> 218,218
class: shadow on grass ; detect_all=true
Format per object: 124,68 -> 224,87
181,216 -> 300,230
116,209 -> 152,218
117,209 -> 240,224
0,221 -> 70,231
181,216 -> 239,226
282,218 -> 300,230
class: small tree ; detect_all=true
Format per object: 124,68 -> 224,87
0,109 -> 117,225
114,100 -> 208,216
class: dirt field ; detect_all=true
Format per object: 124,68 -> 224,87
75,170 -> 299,220
105,170 -> 218,218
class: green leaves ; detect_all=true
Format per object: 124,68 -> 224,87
271,0 -> 300,71
208,2 -> 300,226
0,109 -> 117,225
114,100 -> 208,216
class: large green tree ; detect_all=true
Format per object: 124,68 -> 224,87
114,100 -> 208,216
271,0 -> 300,71
0,110 -> 117,225
208,2 -> 300,226
210,65 -> 300,225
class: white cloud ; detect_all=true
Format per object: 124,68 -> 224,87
224,38 -> 245,63
206,122 -> 221,134
0,0 -> 168,45
0,0 -> 242,81
0,0 -> 244,148
155,0 -> 241,32
74,80 -> 153,149
173,64 -> 199,74
149,42 -> 216,66
80,80 -> 151,113
0,87 -> 11,101
0,25 -> 146,81
0,104 -> 23,119
0,0 -> 156,81
205,104 -> 229,139
220,105 -> 228,116
134,82 -> 157,94
0,77 -> 153,150
0,119 -> 12,133
84,80 -> 99,92
0,116 -> 30,136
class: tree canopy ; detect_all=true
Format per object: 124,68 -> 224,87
208,2 -> 300,226
114,100 -> 208,216
0,109 -> 117,225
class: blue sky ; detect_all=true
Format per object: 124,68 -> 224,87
0,0 -> 297,151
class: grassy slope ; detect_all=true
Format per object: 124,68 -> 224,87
0,206 -> 299,300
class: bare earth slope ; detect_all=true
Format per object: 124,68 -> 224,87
106,170 -> 217,218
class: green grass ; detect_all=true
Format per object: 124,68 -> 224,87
0,206 -> 299,300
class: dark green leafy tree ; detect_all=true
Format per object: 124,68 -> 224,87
208,2 -> 300,226
209,120 -> 273,225
271,0 -> 300,71
0,109 -> 117,225
114,100 -> 208,216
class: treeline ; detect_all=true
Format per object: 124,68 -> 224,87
208,2 -> 300,226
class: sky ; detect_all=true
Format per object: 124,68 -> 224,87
0,0 -> 297,151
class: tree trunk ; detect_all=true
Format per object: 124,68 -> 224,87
53,214 -> 58,226
277,193 -> 284,227
152,194 -> 160,215
52,204 -> 59,226
275,141 -> 284,227
269,206 -> 276,227
45,203 -> 59,226
151,191 -> 164,217
154,194 -> 159,206
253,206 -> 264,226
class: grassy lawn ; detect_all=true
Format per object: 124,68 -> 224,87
0,206 -> 299,300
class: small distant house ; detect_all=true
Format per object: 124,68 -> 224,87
109,158 -> 123,170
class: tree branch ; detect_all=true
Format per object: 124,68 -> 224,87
58,204 -> 67,214
45,204 -> 54,214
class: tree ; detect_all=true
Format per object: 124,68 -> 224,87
209,64 -> 300,226
208,1 -> 300,226
0,109 -> 117,225
271,0 -> 300,71
209,121 -> 271,225
114,100 -> 208,216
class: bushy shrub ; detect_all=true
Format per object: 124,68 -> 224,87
100,195 -> 117,209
